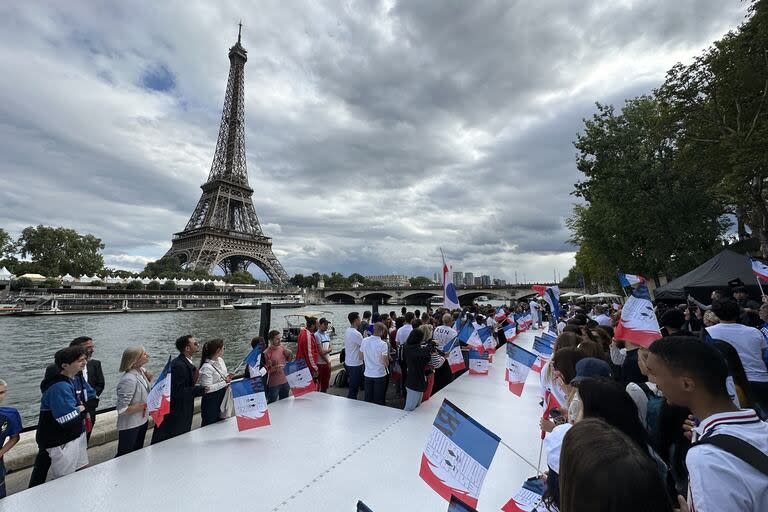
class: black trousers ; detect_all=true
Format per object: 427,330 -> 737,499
364,376 -> 387,405
28,449 -> 51,487
116,422 -> 148,457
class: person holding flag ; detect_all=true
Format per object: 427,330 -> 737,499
115,346 -> 153,457
263,330 -> 293,403
294,317 -> 320,390
150,335 -> 205,445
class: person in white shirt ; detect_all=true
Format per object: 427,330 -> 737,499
592,304 -> 612,326
432,313 -> 458,349
707,298 -> 768,408
529,300 -> 540,330
362,323 -> 390,405
314,318 -> 333,392
198,339 -> 233,427
344,312 -> 365,399
646,336 -> 768,512
395,312 -> 415,395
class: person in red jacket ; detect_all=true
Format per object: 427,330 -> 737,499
295,316 -> 320,390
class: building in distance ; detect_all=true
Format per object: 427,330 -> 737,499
366,275 -> 410,287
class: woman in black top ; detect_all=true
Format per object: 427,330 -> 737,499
403,329 -> 431,411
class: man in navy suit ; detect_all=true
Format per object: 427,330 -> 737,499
150,335 -> 205,444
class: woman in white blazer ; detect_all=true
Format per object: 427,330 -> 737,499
115,346 -> 152,456
199,339 -> 233,426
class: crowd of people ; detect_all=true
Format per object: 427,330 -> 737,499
535,288 -> 768,512
0,287 -> 766,511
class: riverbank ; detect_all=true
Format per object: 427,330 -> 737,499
3,354 -> 406,497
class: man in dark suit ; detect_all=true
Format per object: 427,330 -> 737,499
30,335 -> 105,487
150,335 -> 205,445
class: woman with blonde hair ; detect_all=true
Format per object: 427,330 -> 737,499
115,346 -> 153,456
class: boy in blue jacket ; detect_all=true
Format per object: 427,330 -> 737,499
35,346 -> 94,480
0,379 -> 22,498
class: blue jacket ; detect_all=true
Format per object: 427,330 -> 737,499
36,373 -> 95,449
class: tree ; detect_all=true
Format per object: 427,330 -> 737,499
146,281 -> 161,290
559,266 -> 582,289
223,271 -> 255,284
190,282 -> 205,291
0,228 -> 14,259
203,282 -> 216,291
570,96 -> 728,287
161,280 -> 177,291
657,2 -> 768,256
143,256 -> 183,278
15,225 -> 104,277
126,280 -> 144,290
40,277 -> 61,289
10,277 -> 33,291
409,276 -> 434,287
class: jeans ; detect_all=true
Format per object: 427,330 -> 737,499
266,382 -> 290,404
0,459 -> 6,499
364,375 -> 387,405
346,365 -> 364,399
116,422 -> 148,457
404,387 -> 423,412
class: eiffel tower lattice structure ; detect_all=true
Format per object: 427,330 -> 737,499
164,26 -> 289,284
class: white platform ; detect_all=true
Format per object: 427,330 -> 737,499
2,329 -> 545,512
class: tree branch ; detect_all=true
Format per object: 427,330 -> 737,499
746,50 -> 768,141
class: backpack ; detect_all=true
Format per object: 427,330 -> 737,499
693,434 -> 768,476
638,382 -> 664,449
333,368 -> 348,388
339,347 -> 346,365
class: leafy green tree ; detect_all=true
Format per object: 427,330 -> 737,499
409,276 -> 434,287
190,282 -> 205,291
559,266 -> 582,288
657,1 -> 768,256
223,271 -> 255,284
570,96 -> 728,286
161,280 -> 177,291
0,228 -> 14,259
126,280 -> 144,290
203,282 -> 216,292
15,225 -> 105,277
146,281 -> 161,290
143,256 -> 183,278
40,277 -> 61,289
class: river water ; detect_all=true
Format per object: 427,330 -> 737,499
2,303 -> 498,425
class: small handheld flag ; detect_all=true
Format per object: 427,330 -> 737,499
231,377 -> 270,431
284,358 -> 316,397
457,321 -> 474,344
468,349 -> 489,375
419,399 -> 500,508
243,345 -> 263,378
614,283 -> 661,348
506,344 -> 537,396
147,356 -> 172,428
531,285 -> 560,332
540,389 -> 562,439
617,272 -> 646,287
444,338 -> 466,373
503,323 -> 517,342
501,476 -> 546,512
531,338 -> 553,373
494,307 -> 508,322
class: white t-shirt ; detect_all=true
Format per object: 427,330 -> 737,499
594,314 -> 612,326
361,336 -> 389,378
395,324 -> 413,346
344,327 -> 364,367
432,325 -> 458,348
687,409 -> 768,512
706,323 -> 768,382
544,423 -> 572,473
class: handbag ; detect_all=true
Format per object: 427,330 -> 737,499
219,386 -> 235,418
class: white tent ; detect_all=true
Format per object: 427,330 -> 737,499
78,275 -> 94,283
560,291 -> 582,298
584,292 -> 622,299
0,267 -> 13,279
141,277 -> 152,285
62,273 -> 75,282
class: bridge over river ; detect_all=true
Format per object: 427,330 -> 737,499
308,284 -> 581,305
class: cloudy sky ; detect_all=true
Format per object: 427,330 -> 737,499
0,1 -> 748,282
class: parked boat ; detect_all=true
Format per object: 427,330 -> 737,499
282,309 -> 335,345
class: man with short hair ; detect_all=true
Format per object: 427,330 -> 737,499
150,335 -> 205,444
315,318 -> 333,392
733,286 -> 761,327
295,317 -> 320,390
362,323 -> 390,405
344,312 -> 364,399
660,309 -> 693,337
432,313 -> 458,348
34,346 -> 93,482
707,298 -> 768,408
359,310 -> 372,335
646,336 -> 768,512
395,312 -> 415,395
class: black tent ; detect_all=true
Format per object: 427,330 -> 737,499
652,249 -> 762,302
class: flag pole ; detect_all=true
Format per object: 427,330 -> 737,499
536,437 -> 544,474
747,253 -> 766,298
498,439 -> 540,473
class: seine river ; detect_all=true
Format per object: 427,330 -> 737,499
2,302 -> 495,425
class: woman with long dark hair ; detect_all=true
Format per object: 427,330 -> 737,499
403,329 -> 430,411
199,339 -> 232,426
559,418 -> 673,512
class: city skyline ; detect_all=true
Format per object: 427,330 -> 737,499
0,2 -> 748,282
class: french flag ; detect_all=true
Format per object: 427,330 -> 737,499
419,399 -> 500,508
501,476 -> 546,512
445,339 -> 465,373
614,283 -> 661,348
541,389 -> 562,439
244,345 -> 263,378
147,356 -> 172,428
503,323 -> 517,342
541,331 -> 556,343
494,307 -> 508,322
284,359 -> 316,397
618,272 -> 646,287
751,258 -> 768,282
468,349 -> 489,375
505,343 -> 537,396
531,338 -> 553,373
231,377 -> 270,431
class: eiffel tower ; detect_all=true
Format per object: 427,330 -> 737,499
165,25 -> 289,284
